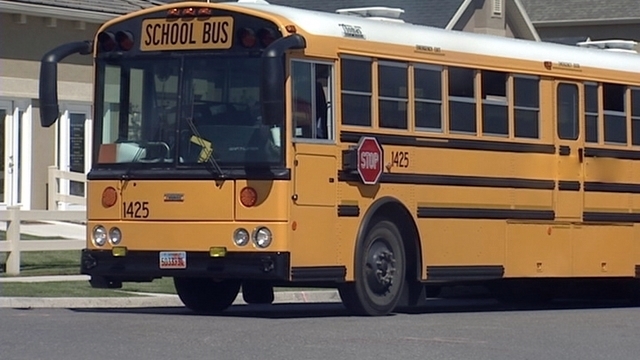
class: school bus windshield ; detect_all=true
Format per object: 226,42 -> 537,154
95,55 -> 283,167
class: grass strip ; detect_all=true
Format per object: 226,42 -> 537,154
0,277 -> 177,297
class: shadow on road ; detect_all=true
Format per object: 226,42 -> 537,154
72,296 -> 638,319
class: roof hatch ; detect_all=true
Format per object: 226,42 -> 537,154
335,7 -> 405,23
577,39 -> 638,54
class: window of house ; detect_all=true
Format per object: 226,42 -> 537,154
378,61 -> 408,129
414,65 -> 442,131
291,60 -> 333,140
557,83 -> 579,140
481,70 -> 508,136
632,88 -> 640,145
603,83 -> 627,144
448,67 -> 476,133
584,83 -> 598,143
341,57 -> 371,126
514,76 -> 539,138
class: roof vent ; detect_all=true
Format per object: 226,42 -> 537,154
237,0 -> 270,4
577,39 -> 638,54
336,7 -> 405,23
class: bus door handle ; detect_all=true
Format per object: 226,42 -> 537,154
578,148 -> 584,163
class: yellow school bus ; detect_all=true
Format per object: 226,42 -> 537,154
39,1 -> 640,315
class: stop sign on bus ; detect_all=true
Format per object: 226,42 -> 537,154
357,137 -> 383,185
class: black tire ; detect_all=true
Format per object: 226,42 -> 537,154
340,220 -> 406,316
173,277 -> 241,313
242,281 -> 275,304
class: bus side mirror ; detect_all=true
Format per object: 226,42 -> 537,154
39,41 -> 92,127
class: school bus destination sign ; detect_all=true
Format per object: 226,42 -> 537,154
141,17 -> 234,51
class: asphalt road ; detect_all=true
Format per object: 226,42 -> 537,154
1,298 -> 638,360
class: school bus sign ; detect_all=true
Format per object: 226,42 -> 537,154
357,137 -> 383,185
141,17 -> 233,51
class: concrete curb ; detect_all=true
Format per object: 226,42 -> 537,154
0,275 -> 90,283
0,290 -> 342,309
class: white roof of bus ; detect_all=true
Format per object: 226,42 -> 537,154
229,2 -> 640,75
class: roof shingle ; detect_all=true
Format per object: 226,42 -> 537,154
3,0 -> 164,15
520,0 -> 640,22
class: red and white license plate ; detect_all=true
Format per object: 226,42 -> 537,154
159,251 -> 186,269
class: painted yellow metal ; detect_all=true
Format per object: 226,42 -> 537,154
86,1 -> 640,284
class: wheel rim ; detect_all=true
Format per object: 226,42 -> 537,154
364,238 -> 398,298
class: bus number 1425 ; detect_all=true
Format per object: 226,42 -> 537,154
123,201 -> 150,219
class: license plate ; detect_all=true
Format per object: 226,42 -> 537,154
159,251 -> 186,269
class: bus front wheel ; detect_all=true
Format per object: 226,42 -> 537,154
174,277 -> 240,313
339,220 -> 406,316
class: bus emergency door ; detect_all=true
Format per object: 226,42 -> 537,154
554,81 -> 585,220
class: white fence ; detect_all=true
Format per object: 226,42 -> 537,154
0,207 -> 86,275
48,165 -> 86,210
0,167 -> 87,275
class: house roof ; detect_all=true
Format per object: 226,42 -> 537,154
206,0 -> 467,28
2,0 -> 164,15
520,0 -> 640,24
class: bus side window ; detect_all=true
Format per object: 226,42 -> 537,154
291,60 -> 333,141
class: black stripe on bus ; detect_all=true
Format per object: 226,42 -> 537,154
558,180 -> 581,191
584,147 -> 640,160
584,182 -> 640,194
583,212 -> 640,223
88,168 -> 292,181
426,265 -> 504,281
636,265 -> 640,278
290,266 -> 346,281
337,205 -> 360,217
559,145 -> 571,156
417,207 -> 555,220
340,131 -> 556,154
338,171 -> 555,190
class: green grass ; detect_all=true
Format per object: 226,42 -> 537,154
0,229 -> 81,276
0,281 -> 131,297
0,250 -> 81,277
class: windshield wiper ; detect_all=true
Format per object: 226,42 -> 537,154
184,102 -> 226,179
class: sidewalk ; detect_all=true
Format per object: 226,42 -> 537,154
0,274 -> 341,309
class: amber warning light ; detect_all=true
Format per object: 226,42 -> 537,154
240,187 -> 258,207
102,187 -> 118,208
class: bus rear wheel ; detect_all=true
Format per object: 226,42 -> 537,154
339,220 -> 406,316
173,277 -> 241,313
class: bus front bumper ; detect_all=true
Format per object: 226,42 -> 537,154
81,249 -> 290,287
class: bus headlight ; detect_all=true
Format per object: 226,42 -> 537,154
252,227 -> 272,248
108,227 -> 122,245
233,228 -> 250,247
92,225 -> 107,247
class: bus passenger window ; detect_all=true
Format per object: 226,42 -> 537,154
632,89 -> 640,145
514,76 -> 539,138
585,83 -> 598,143
481,70 -> 507,136
291,61 -> 333,140
341,57 -> 372,126
379,61 -> 408,129
557,83 -> 579,140
603,83 -> 627,144
414,65 -> 442,131
448,67 -> 476,133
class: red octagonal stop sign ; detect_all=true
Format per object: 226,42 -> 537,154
356,136 -> 383,185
